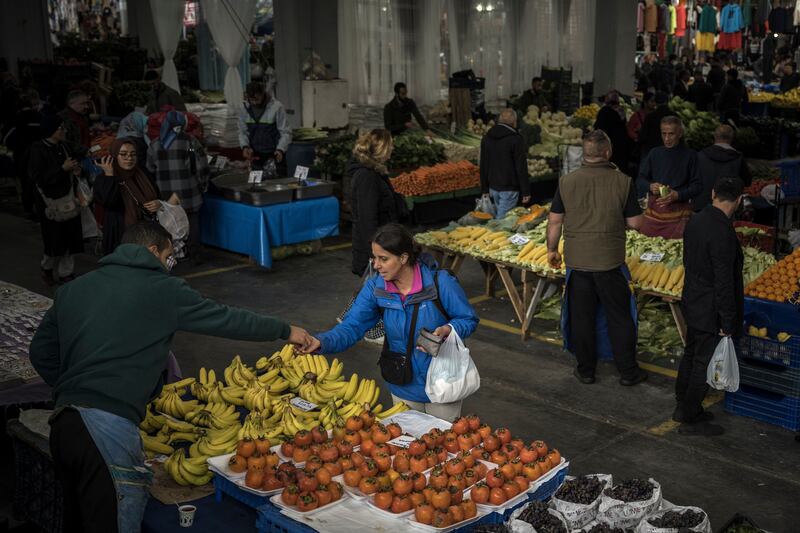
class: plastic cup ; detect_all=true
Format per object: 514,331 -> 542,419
178,505 -> 196,527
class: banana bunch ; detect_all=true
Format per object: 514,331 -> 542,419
185,402 -> 241,430
256,343 -> 296,370
375,401 -> 410,420
190,421 -> 242,457
153,388 -> 201,420
627,256 -> 684,296
164,449 -> 214,486
238,411 -> 284,442
141,431 -> 175,456
243,385 -> 278,412
191,367 -> 219,401
224,355 -> 257,388
139,407 -> 166,433
282,354 -> 344,385
280,404 -> 319,435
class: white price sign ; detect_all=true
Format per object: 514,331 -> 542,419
248,170 -> 263,184
294,165 -> 310,179
387,435 -> 416,448
640,252 -> 665,262
215,155 -> 228,170
509,234 -> 530,246
290,397 -> 317,412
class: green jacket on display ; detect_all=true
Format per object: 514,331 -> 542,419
29,244 -> 291,424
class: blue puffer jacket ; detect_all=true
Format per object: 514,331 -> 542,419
318,262 -> 479,403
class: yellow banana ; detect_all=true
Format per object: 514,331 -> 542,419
376,401 -> 409,420
142,435 -> 174,455
199,367 -> 207,385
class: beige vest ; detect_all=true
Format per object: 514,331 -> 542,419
558,161 -> 632,272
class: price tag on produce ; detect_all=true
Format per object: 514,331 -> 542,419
640,252 -> 665,262
387,435 -> 416,448
509,234 -> 530,246
248,170 -> 263,184
290,397 -> 317,412
294,165 -> 310,179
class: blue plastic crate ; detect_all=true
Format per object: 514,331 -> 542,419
777,160 -> 800,199
739,298 -> 800,369
214,474 -> 273,510
737,357 -> 800,398
725,384 -> 800,431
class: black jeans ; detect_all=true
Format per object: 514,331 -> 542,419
568,268 -> 640,380
676,327 -> 718,422
186,210 -> 202,259
50,408 -> 118,533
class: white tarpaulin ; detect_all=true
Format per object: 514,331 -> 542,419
149,0 -> 185,93
201,0 -> 257,111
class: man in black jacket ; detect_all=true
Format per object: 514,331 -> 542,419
717,69 -> 748,123
677,177 -> 745,437
692,125 -> 752,211
688,72 -> 714,111
383,82 -> 431,136
638,91 -> 672,159
707,60 -> 726,97
479,108 -> 530,218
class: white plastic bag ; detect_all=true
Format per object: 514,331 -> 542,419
635,505 -> 711,533
597,478 -> 663,530
549,474 -> 613,530
157,201 -> 189,258
424,327 -> 480,403
706,336 -> 740,392
475,194 -> 497,217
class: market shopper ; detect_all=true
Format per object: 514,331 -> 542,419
479,108 -> 531,218
677,177 -> 745,437
638,91 -> 673,157
779,62 -> 800,93
116,111 -> 150,171
29,221 -> 317,533
673,70 -> 691,100
546,130 -> 647,386
238,81 -> 292,176
594,91 -> 630,173
57,89 -> 91,158
28,114 -> 84,285
687,72 -> 714,112
383,82 -> 432,136
626,92 -> 655,143
515,77 -> 549,113
93,138 -> 164,254
717,68 -> 748,123
308,223 -> 479,419
348,129 -> 403,275
146,110 -> 210,263
144,69 -> 187,114
637,116 -> 701,238
692,125 -> 752,212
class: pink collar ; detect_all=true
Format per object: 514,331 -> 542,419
384,264 -> 422,301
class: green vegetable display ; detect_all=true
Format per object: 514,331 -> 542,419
313,132 -> 444,176
668,97 -> 720,150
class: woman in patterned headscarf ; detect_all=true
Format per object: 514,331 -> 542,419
94,137 -> 160,254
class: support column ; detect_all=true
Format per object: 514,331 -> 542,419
0,0 -> 52,75
593,0 -> 637,97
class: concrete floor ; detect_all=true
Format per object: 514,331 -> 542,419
1,207 -> 800,532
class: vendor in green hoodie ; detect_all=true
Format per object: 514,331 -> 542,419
30,221 -> 315,533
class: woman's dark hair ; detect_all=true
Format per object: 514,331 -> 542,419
372,223 -> 418,264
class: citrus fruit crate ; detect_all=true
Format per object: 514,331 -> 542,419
214,473 -> 272,509
738,298 -> 800,369
725,384 -> 800,431
737,357 -> 800,398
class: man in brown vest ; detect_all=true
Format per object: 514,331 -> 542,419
546,130 -> 648,386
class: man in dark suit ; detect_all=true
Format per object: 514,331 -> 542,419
676,177 -> 745,437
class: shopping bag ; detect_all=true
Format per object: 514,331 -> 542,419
597,478 -> 662,530
475,194 -> 496,217
550,474 -> 613,530
457,196 -> 496,225
706,336 -> 740,392
635,505 -> 711,533
156,201 -> 189,258
424,328 -> 480,403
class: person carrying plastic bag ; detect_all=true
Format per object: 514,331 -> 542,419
677,177 -> 745,436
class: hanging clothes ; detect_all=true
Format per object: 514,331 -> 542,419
646,0 -> 659,33
657,1 -> 667,32
676,3 -> 688,37
638,1 -> 646,33
743,0 -> 752,28
719,1 -> 744,50
668,3 -> 677,35
697,32 -> 717,52
794,1 -> 800,26
699,3 -> 719,33
658,31 -> 668,57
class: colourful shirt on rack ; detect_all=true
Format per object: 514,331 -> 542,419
676,4 -> 687,37
668,4 -> 677,35
720,2 -> 744,33
699,4 -> 718,33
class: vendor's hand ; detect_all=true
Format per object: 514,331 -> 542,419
62,158 -> 79,172
547,250 -> 562,269
97,155 -> 114,176
168,193 -> 181,205
656,190 -> 678,207
649,182 -> 662,195
143,200 -> 161,213
274,150 -> 284,163
287,326 -> 316,352
433,325 -> 452,339
242,147 -> 254,160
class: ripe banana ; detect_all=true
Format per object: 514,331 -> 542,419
142,434 -> 174,455
376,401 -> 409,420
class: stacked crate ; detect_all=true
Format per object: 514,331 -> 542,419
726,298 -> 800,431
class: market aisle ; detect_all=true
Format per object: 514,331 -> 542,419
1,212 -> 799,531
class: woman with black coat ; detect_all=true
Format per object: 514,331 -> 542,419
348,129 -> 403,275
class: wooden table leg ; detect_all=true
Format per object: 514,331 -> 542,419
482,262 -> 498,297
496,265 -> 525,324
522,270 -> 532,310
668,300 -> 688,346
521,278 -> 548,340
450,255 -> 465,275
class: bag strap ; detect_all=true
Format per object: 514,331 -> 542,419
380,302 -> 420,358
432,270 -> 451,321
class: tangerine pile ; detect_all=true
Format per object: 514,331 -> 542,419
745,249 -> 800,302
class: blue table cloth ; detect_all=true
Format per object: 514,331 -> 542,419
143,494 -> 256,533
200,195 -> 339,268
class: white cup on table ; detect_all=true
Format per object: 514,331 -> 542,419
178,505 -> 197,527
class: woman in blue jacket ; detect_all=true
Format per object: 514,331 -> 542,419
312,224 -> 479,420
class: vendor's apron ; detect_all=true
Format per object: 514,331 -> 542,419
639,194 -> 691,239
560,265 -> 638,361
